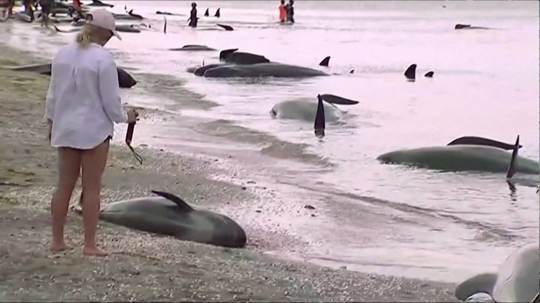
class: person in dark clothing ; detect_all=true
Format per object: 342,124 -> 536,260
187,2 -> 198,27
286,0 -> 294,23
23,0 -> 35,21
38,0 -> 52,26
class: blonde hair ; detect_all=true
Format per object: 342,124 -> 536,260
75,24 -> 112,48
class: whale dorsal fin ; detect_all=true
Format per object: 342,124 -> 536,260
151,190 -> 193,212
404,64 -> 416,80
314,94 -> 325,138
319,56 -> 330,67
506,135 -> 520,179
320,94 -> 359,105
447,136 -> 522,151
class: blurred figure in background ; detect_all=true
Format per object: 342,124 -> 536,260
278,0 -> 286,23
286,0 -> 295,23
23,0 -> 35,21
187,2 -> 198,27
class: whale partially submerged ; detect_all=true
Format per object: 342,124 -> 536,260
455,24 -> 491,30
86,0 -> 114,7
270,94 -> 359,123
377,136 -> 539,175
188,48 -> 330,78
113,12 -> 143,21
1,63 -> 137,89
169,45 -> 216,51
203,63 -> 328,78
115,24 -> 141,33
74,190 -> 247,248
455,242 -> 538,303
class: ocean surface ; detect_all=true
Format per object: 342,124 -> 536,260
1,0 -> 538,284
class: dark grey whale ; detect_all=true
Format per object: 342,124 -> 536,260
170,45 -> 216,51
113,12 -> 143,21
220,49 -> 270,64
156,11 -> 184,16
203,62 -> 328,78
455,24 -> 491,30
74,190 -> 247,248
1,63 -> 137,89
377,135 -> 539,175
86,0 -> 114,7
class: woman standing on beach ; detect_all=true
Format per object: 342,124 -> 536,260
45,9 -> 138,256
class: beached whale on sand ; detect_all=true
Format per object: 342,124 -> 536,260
169,45 -> 216,51
454,242 -> 538,303
377,136 -> 539,175
454,24 -> 491,30
73,190 -> 247,248
270,94 -> 359,123
0,63 -> 137,89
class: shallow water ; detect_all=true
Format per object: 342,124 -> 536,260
1,0 -> 538,284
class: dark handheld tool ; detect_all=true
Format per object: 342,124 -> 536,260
126,122 -> 143,164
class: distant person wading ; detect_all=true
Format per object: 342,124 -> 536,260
45,9 -> 138,256
278,0 -> 286,23
187,2 -> 198,27
286,0 -> 295,23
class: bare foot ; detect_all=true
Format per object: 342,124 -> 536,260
50,243 -> 72,252
83,247 -> 108,256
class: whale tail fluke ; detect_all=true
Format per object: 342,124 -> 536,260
163,16 -> 167,34
319,56 -> 330,67
320,94 -> 359,105
506,135 -> 520,179
151,190 -> 194,212
314,94 -> 325,138
404,64 -> 416,81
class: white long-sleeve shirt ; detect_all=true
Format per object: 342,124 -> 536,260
45,42 -> 128,150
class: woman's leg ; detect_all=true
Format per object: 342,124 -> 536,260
50,147 -> 82,251
80,140 -> 109,256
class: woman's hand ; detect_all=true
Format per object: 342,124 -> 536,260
127,109 -> 139,123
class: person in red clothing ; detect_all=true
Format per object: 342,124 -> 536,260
278,0 -> 286,23
72,0 -> 84,19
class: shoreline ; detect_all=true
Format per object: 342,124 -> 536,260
0,41 -> 457,302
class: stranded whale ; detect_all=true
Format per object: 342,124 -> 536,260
74,190 -> 247,248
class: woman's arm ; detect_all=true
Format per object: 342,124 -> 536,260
98,54 -> 128,124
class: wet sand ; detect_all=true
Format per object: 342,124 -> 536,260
0,42 -> 457,302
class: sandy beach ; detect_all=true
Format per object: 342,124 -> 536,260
0,42 -> 458,302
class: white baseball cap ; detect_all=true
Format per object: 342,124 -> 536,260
85,9 -> 122,40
